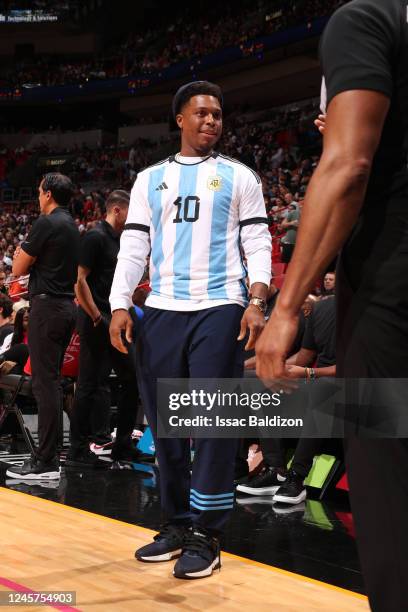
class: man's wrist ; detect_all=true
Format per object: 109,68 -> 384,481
248,296 -> 267,314
93,312 -> 102,326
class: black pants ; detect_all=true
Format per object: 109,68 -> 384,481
260,438 -> 323,478
70,309 -> 138,453
28,295 -> 76,463
137,305 -> 244,535
281,243 -> 295,264
336,210 -> 408,612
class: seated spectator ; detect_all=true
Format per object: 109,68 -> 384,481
0,294 -> 13,344
0,306 -> 29,374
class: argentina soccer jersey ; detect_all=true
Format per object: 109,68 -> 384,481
111,153 -> 270,311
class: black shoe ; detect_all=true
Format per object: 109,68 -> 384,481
273,469 -> 306,505
111,445 -> 155,463
65,449 -> 108,469
234,471 -> 250,486
6,456 -> 60,480
236,466 -> 286,496
135,523 -> 189,562
173,528 -> 221,579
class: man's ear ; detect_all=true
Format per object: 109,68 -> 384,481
176,114 -> 183,130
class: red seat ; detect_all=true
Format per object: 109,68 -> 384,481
273,263 -> 285,276
273,275 -> 285,289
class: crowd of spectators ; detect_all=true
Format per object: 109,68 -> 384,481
2,0 -> 346,89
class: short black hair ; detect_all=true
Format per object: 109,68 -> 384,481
106,189 -> 130,211
0,294 -> 13,318
41,173 -> 74,208
172,81 -> 223,119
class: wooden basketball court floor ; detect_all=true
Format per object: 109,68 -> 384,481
0,487 -> 369,611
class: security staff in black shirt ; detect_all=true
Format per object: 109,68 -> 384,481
257,2 -> 408,610
66,190 -> 141,467
7,173 -> 79,480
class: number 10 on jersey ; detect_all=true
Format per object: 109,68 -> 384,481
173,196 -> 200,223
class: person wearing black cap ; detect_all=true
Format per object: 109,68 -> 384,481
109,80 -> 271,579
7,173 -> 79,480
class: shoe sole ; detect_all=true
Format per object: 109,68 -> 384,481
236,484 -> 281,496
273,490 -> 307,505
173,556 -> 221,579
136,549 -> 182,562
5,469 -> 60,480
90,448 -> 112,456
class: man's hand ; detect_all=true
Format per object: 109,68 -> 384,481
255,306 -> 299,381
314,114 -> 326,134
238,305 -> 265,350
109,309 -> 133,354
244,356 -> 256,370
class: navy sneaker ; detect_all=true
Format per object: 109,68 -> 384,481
6,456 -> 60,480
135,523 -> 188,562
173,528 -> 221,579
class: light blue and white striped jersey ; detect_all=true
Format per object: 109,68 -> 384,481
110,152 -> 271,312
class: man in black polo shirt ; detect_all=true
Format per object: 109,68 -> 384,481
66,190 -> 141,467
257,2 -> 408,609
7,173 -> 79,480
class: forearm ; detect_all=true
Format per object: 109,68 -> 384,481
109,231 -> 149,312
276,162 -> 369,316
75,277 -> 100,320
241,225 -> 272,289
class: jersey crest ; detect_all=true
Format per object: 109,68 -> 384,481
207,175 -> 223,191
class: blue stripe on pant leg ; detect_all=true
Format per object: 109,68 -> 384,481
190,489 -> 234,500
190,500 -> 234,512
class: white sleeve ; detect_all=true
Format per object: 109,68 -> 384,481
109,173 -> 152,312
0,333 -> 12,356
238,170 -> 272,288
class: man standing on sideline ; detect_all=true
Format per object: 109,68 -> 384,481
66,190 -> 143,468
7,173 -> 79,480
256,2 -> 408,610
109,81 -> 271,579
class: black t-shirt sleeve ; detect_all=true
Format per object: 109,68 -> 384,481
21,216 -> 53,257
79,230 -> 103,270
301,312 -> 317,352
320,1 -> 400,107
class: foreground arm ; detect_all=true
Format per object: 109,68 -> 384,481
256,89 -> 390,380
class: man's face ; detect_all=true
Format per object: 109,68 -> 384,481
38,180 -> 51,213
324,273 -> 335,292
176,95 -> 222,154
0,272 -> 5,288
